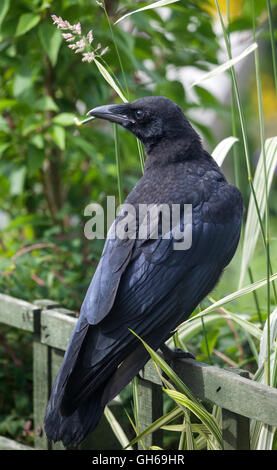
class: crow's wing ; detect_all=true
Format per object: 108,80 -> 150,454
45,186 -> 242,445
59,201 -> 241,411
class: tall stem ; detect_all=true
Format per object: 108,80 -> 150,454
252,0 -> 271,385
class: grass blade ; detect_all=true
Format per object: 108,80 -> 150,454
239,137 -> 277,288
104,405 -> 133,449
115,0 -> 180,25
177,272 -> 277,330
125,406 -> 182,449
211,136 -> 239,167
129,329 -> 197,401
267,0 -> 277,95
190,43 -> 257,88
164,389 -> 223,449
94,58 -> 127,103
258,307 -> 277,376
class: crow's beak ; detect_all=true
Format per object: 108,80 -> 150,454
87,103 -> 134,125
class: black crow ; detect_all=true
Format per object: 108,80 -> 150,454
44,96 -> 243,446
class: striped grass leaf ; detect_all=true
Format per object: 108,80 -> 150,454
164,389 -> 223,449
258,307 -> 277,370
179,412 -> 197,450
125,406 -> 183,449
94,59 -> 127,103
169,313 -> 226,344
239,137 -> 277,287
250,309 -> 277,449
115,0 -> 180,25
177,309 -> 261,348
104,406 -> 133,449
177,272 -> 277,331
162,423 -> 210,435
211,136 -> 239,167
190,43 -> 257,88
129,330 -> 222,449
129,329 -> 197,402
267,0 -> 277,94
256,424 -> 275,450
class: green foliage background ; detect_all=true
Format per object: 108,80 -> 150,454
0,0 -> 277,448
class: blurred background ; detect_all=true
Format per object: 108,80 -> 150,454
0,0 -> 277,448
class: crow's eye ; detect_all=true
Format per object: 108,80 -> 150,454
135,109 -> 144,120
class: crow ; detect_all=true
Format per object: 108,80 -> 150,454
44,96 -> 243,446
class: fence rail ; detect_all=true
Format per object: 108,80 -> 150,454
1,293 -> 277,450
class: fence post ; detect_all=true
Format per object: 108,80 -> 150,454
33,300 -> 76,450
137,364 -> 163,450
222,367 -> 250,450
222,409 -> 250,450
33,300 -> 51,449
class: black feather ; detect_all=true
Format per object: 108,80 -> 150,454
44,96 -> 243,446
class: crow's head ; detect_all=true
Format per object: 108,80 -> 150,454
88,96 -> 198,152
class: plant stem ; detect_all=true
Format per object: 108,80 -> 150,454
267,0 -> 277,95
226,0 -> 240,190
248,267 -> 263,327
252,0 -> 271,385
201,316 -> 212,364
113,123 -> 123,204
102,3 -> 130,100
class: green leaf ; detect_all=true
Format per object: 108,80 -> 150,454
212,136 -> 239,167
259,307 -> 277,370
38,23 -> 62,67
27,145 -> 45,175
200,328 -> 219,357
9,166 -> 27,195
34,96 -> 58,112
16,13 -> 40,37
178,272 -> 277,330
164,389 -> 223,449
0,99 -> 17,110
115,0 -> 180,25
0,0 -> 10,31
50,125 -> 65,150
125,407 -> 182,449
0,143 -> 10,156
30,134 -> 44,149
13,68 -> 33,100
190,43 -> 258,88
239,137 -> 277,287
0,116 -> 9,133
94,59 -> 127,103
52,113 -> 76,126
104,405 -> 133,450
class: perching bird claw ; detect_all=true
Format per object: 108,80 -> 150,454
160,343 -> 195,362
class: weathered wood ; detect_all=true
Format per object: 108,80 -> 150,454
222,409 -> 250,450
0,293 -> 40,331
137,376 -> 163,449
34,299 -> 77,317
40,309 -> 76,350
2,293 -> 277,451
0,436 -> 34,450
33,341 -> 51,449
221,367 -> 250,450
141,358 -> 277,427
50,348 -> 66,450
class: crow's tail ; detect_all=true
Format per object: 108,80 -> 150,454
44,388 -> 104,447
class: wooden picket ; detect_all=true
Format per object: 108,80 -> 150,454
1,292 -> 277,450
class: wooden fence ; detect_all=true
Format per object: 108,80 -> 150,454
1,292 -> 277,450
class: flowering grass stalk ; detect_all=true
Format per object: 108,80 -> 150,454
51,14 -> 109,63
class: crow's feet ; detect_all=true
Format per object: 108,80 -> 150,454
160,343 -> 195,362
